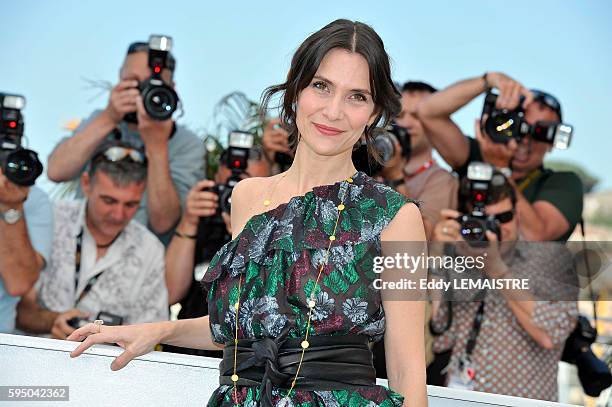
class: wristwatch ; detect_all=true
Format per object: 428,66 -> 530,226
1,208 -> 22,224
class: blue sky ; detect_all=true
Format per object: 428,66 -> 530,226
3,0 -> 612,191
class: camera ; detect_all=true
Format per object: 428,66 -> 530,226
124,35 -> 179,123
67,311 -> 124,329
481,91 -> 573,149
0,93 -> 43,186
208,131 -> 254,214
457,162 -> 505,243
352,123 -> 411,176
561,315 -> 612,397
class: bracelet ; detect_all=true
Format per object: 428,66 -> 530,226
482,72 -> 491,91
174,229 -> 197,240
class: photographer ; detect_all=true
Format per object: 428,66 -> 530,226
429,169 -> 578,401
417,72 -> 583,241
0,92 -> 52,334
164,143 -> 270,356
17,141 -> 168,339
380,81 -> 458,238
0,172 -> 53,333
47,38 -> 205,244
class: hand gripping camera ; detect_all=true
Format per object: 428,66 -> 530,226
0,93 -> 43,186
209,131 -> 255,214
352,123 -> 411,176
457,162 -> 506,244
481,91 -> 573,149
125,35 -> 179,123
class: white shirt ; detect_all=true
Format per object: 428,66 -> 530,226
37,200 -> 168,324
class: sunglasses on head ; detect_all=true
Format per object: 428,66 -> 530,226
530,89 -> 562,120
94,146 -> 146,165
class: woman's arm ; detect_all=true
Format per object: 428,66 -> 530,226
381,203 -> 428,407
159,316 -> 224,350
69,316 -> 223,371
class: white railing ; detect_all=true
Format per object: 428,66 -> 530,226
0,333 -> 577,407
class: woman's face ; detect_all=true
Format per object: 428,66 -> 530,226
295,48 -> 377,158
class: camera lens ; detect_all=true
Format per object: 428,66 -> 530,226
459,218 -> 486,241
142,83 -> 178,121
485,110 -> 519,142
218,186 -> 233,214
1,148 -> 43,186
373,131 -> 395,164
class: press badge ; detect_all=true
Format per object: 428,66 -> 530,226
447,354 -> 476,391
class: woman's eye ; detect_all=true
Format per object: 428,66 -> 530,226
351,93 -> 368,102
312,81 -> 328,91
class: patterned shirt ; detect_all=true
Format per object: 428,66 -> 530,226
431,243 -> 579,401
36,200 -> 168,324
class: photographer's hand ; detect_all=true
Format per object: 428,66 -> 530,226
432,209 -> 462,243
0,168 -> 29,210
51,309 -> 89,340
136,96 -> 174,150
262,118 -> 290,162
102,80 -> 140,124
180,180 -> 219,232
474,118 -> 517,169
485,72 -> 534,110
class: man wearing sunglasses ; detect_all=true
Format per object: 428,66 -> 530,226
17,141 -> 168,339
46,40 -> 205,245
417,72 -> 583,241
429,172 -> 578,400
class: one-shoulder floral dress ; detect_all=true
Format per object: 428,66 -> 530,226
202,171 -> 415,406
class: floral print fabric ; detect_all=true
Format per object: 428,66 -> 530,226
203,171 -> 414,406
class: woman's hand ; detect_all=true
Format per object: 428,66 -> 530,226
67,321 -> 167,371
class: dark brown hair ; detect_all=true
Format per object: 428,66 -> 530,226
260,19 -> 401,163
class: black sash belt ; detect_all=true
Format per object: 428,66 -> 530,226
219,330 -> 376,406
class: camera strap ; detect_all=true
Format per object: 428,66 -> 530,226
73,228 -> 107,306
465,298 -> 486,358
579,219 -> 598,333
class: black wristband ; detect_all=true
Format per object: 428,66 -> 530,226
482,72 -> 491,91
174,229 -> 197,240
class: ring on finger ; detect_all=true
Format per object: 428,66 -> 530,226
93,319 -> 104,334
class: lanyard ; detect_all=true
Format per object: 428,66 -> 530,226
74,228 -> 106,305
404,158 -> 434,179
517,168 -> 542,192
465,299 -> 486,357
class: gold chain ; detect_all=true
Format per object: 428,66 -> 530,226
230,175 -> 354,404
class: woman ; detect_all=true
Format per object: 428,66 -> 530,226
68,19 -> 427,407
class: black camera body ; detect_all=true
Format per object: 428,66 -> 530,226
458,162 -> 504,244
208,131 -> 254,214
67,311 -> 124,329
124,35 -> 178,123
352,123 -> 411,177
0,93 -> 43,186
561,315 -> 612,397
481,91 -> 573,149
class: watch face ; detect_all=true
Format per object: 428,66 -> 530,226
4,209 -> 21,224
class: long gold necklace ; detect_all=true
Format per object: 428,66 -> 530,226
230,173 -> 354,403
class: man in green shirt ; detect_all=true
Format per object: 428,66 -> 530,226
417,72 -> 583,241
